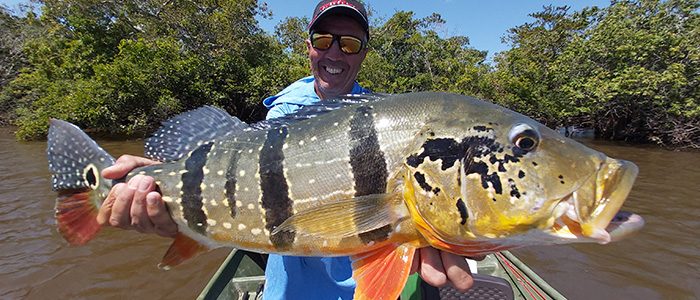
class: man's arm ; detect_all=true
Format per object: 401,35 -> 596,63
97,155 -> 178,237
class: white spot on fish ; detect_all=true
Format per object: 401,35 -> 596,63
308,179 -> 316,184
238,224 -> 247,230
207,219 -> 217,226
223,222 -> 232,229
235,200 -> 243,207
203,166 -> 210,175
217,170 -> 224,176
239,170 -> 246,177
298,140 -> 305,146
210,199 -> 218,206
247,203 -> 255,210
333,122 -> 339,126
168,171 -> 177,176
310,136 -> 317,142
251,228 -> 262,235
153,169 -> 162,174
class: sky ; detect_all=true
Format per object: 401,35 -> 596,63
256,0 -> 612,58
2,0 -> 612,58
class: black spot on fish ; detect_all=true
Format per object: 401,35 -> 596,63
349,106 -> 391,244
181,143 -> 212,235
518,170 -> 525,179
406,138 -> 464,170
85,166 -> 97,187
508,178 -> 521,199
260,127 -> 294,249
465,161 -> 503,195
503,154 -> 520,164
414,172 -> 441,195
498,163 -> 506,172
473,125 -> 490,132
456,198 -> 468,225
414,172 -> 433,193
559,175 -> 565,184
532,161 -> 538,166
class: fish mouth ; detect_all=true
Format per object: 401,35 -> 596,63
550,158 -> 644,244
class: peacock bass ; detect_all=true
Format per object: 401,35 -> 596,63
47,92 -> 644,300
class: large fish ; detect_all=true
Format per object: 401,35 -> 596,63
47,92 -> 644,300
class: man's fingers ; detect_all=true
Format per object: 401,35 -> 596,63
109,180 -> 136,228
146,192 -> 178,238
440,251 -> 474,292
130,176 -> 156,234
419,247 -> 448,287
97,184 -> 120,225
101,155 -> 159,179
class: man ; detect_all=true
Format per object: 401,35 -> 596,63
98,1 -> 474,298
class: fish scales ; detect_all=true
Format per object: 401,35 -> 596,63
48,92 -> 644,300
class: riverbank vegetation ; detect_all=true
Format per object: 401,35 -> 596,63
0,0 -> 697,148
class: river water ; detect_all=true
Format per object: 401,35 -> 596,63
0,127 -> 698,299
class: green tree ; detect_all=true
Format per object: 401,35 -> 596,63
555,0 -> 699,147
360,11 -> 490,97
9,0 -> 299,139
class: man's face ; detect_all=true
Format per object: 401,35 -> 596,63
307,15 -> 368,99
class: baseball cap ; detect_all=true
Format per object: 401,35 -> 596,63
308,0 -> 369,39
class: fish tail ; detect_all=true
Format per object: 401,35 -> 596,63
47,119 -> 116,245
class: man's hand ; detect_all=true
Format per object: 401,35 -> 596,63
97,155 -> 178,238
411,247 -> 480,292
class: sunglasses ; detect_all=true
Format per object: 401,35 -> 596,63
310,32 -> 366,54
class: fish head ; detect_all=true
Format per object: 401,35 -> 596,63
402,95 -> 643,254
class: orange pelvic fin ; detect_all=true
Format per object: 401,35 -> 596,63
55,189 -> 102,245
351,244 -> 416,300
158,233 -> 209,270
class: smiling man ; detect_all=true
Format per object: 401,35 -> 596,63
98,1 -> 475,299
263,1 -> 371,119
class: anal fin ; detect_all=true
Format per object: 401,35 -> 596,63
158,233 -> 209,270
351,244 -> 416,300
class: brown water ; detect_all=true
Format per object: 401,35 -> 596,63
0,127 -> 698,299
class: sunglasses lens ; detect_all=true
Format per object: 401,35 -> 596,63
311,33 -> 333,50
339,36 -> 362,54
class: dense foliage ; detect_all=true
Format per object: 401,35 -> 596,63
0,0 -> 697,148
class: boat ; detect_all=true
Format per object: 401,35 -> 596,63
197,250 -> 567,300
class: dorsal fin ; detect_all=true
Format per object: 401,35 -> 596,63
145,106 -> 247,162
251,93 -> 388,130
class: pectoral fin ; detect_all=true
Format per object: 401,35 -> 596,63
271,193 -> 405,240
351,244 -> 416,300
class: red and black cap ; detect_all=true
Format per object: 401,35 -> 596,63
308,0 -> 369,38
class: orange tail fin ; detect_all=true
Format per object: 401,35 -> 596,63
351,244 -> 416,300
55,189 -> 102,245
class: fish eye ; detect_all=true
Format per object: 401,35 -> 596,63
509,124 -> 540,152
